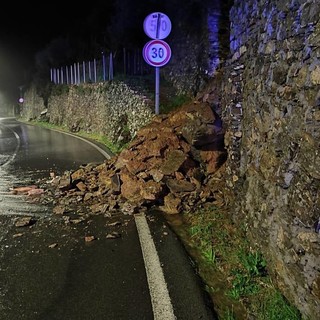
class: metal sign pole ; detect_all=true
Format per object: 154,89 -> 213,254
155,67 -> 160,115
143,12 -> 172,115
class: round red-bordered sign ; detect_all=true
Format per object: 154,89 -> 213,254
142,39 -> 172,67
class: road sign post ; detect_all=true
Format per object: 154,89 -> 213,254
143,12 -> 172,115
155,67 -> 160,115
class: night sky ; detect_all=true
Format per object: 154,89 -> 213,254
0,1 -> 105,106
0,0 -> 213,110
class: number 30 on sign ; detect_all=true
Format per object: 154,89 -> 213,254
142,39 -> 172,67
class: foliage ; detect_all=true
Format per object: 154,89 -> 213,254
160,94 -> 192,114
51,84 -> 70,96
221,308 -> 236,320
189,211 -> 216,264
259,290 -> 302,320
239,250 -> 267,277
227,269 -> 261,300
176,205 -> 302,320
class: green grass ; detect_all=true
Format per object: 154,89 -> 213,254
253,288 -> 302,320
179,205 -> 302,320
225,249 -> 268,300
239,250 -> 267,277
263,290 -> 302,320
221,308 -> 236,320
227,270 -> 261,300
189,214 -> 216,264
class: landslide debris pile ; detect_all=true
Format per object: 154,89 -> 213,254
47,102 -> 227,216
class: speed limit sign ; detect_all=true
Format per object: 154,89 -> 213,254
143,12 -> 172,40
142,12 -> 172,115
143,39 -> 172,67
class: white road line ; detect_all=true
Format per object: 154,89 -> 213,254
56,130 -> 111,159
19,121 -> 113,160
52,129 -> 112,159
134,212 -> 176,320
0,124 -> 20,167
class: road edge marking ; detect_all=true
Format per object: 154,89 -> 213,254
134,212 -> 176,320
0,123 -> 21,167
18,120 -> 113,159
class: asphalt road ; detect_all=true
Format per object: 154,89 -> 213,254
0,117 -> 217,320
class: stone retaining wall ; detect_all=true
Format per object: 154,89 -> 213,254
22,81 -> 154,144
221,0 -> 320,318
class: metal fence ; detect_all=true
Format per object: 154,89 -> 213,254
50,48 -> 151,85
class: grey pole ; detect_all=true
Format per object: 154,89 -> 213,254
94,59 -> 97,82
102,52 -> 106,81
77,62 -> 80,84
60,68 -> 62,84
155,67 -> 160,115
83,61 -> 86,83
66,66 -> 69,84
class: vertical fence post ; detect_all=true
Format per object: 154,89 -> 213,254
102,52 -> 106,81
70,65 -> 74,84
74,63 -> 77,84
109,53 -> 114,80
94,59 -> 97,82
77,62 -> 80,84
66,66 -> 69,84
61,67 -> 64,84
88,61 -> 92,82
83,61 -> 86,83
123,48 -> 126,77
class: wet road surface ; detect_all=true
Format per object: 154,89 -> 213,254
0,117 -> 108,217
0,118 -> 217,319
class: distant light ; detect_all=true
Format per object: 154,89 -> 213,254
18,98 -> 24,103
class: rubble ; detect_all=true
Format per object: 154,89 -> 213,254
45,102 -> 227,215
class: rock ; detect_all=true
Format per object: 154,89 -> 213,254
45,102 -> 227,215
15,217 -> 36,227
27,188 -> 44,196
110,174 -> 121,194
160,150 -> 186,175
106,232 -> 121,239
10,185 -> 38,195
166,179 -> 196,193
85,235 -> 96,242
160,194 -> 182,214
48,243 -> 59,248
13,233 -> 24,238
76,181 -> 87,192
140,180 -> 165,200
53,205 -> 66,215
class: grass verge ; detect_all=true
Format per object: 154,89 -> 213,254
166,205 -> 302,320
